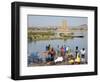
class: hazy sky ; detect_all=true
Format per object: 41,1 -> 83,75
28,15 -> 87,28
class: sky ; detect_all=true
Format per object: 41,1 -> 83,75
28,15 -> 88,28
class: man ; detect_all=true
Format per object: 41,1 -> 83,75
80,48 -> 86,63
75,46 -> 79,57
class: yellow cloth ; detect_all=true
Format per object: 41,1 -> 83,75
68,59 -> 74,64
75,53 -> 80,63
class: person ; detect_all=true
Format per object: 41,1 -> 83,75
75,46 -> 79,57
80,48 -> 86,63
66,46 -> 71,56
48,48 -> 56,61
48,44 -> 51,51
46,45 -> 48,51
66,46 -> 69,53
60,46 -> 64,56
60,46 -> 65,60
46,44 -> 51,51
50,48 -> 56,61
57,45 -> 60,56
80,48 -> 86,57
75,53 -> 81,64
46,53 -> 51,62
64,45 -> 66,55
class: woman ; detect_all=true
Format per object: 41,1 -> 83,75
49,48 -> 56,61
60,46 -> 65,60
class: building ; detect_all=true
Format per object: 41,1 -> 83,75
56,20 -> 71,37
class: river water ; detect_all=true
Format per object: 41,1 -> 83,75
28,31 -> 88,64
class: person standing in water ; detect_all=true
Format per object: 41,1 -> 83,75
66,46 -> 69,54
80,48 -> 86,63
57,45 -> 60,56
64,45 -> 66,55
80,48 -> 86,57
60,46 -> 65,60
75,46 -> 79,57
48,48 -> 56,61
48,44 -> 51,51
46,44 -> 51,51
67,46 -> 71,56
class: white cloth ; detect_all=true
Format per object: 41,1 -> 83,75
66,47 -> 69,51
54,57 -> 63,63
80,49 -> 86,54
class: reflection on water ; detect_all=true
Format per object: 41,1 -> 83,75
28,31 -> 88,65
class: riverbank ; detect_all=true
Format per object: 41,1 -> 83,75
28,53 -> 87,67
28,36 -> 84,42
28,30 -> 85,41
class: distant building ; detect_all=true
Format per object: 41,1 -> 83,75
56,20 -> 71,37
57,20 -> 69,32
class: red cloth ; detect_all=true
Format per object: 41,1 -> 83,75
61,48 -> 64,52
48,51 -> 55,56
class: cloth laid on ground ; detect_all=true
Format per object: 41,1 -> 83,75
54,56 -> 63,63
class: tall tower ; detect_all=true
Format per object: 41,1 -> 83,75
56,20 -> 70,37
57,19 -> 69,34
62,20 -> 68,31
